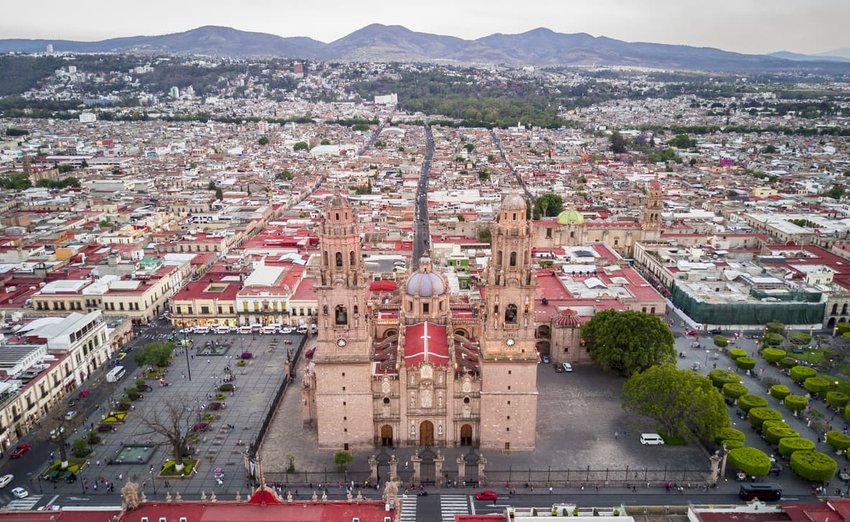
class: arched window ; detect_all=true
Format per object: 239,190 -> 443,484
497,250 -> 503,266
335,212 -> 340,220
335,305 -> 348,325
505,304 -> 518,324
353,305 -> 359,315
349,251 -> 355,266
335,252 -> 343,267
323,251 -> 328,267
323,305 -> 328,315
510,251 -> 517,267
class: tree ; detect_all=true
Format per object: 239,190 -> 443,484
320,139 -> 331,145
622,365 -> 729,442
334,450 -> 353,472
533,193 -> 563,219
133,341 -> 173,368
138,396 -> 195,471
293,141 -> 309,151
581,310 -> 675,376
477,228 -> 491,244
207,180 -> 217,191
668,134 -> 697,149
71,437 -> 91,458
276,169 -> 293,181
464,143 -> 474,154
0,172 -> 31,190
727,447 -> 771,477
258,136 -> 269,146
215,188 -> 223,201
610,131 -> 627,154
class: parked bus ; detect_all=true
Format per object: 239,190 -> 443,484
106,366 -> 126,383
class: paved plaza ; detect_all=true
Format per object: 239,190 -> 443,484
39,332 -> 296,498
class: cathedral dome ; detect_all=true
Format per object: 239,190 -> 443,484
557,209 -> 585,225
405,257 -> 446,297
326,193 -> 350,209
501,192 -> 527,212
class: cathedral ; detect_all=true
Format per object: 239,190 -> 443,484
303,193 -> 538,450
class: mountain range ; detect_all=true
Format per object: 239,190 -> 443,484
1,24 -> 848,72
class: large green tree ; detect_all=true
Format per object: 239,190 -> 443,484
581,310 -> 675,376
533,193 -> 563,219
622,364 -> 729,442
133,341 -> 174,368
610,131 -> 628,154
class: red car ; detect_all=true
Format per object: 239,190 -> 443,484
686,329 -> 698,336
475,490 -> 498,501
9,443 -> 30,459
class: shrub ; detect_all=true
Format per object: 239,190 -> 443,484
71,438 -> 91,458
783,395 -> 809,412
762,348 -> 786,363
765,426 -> 799,445
765,321 -> 785,334
208,402 -> 224,411
739,394 -> 768,412
779,357 -> 798,368
789,332 -> 812,345
240,352 -> 253,359
778,437 -> 816,458
160,458 -> 199,477
722,439 -> 745,449
736,357 -> 756,370
770,384 -> 791,400
219,383 -> 234,392
825,431 -> 850,451
714,335 -> 729,348
215,393 -> 226,401
191,422 -> 209,432
790,365 -> 817,383
722,382 -> 749,400
763,333 -> 783,346
761,419 -> 789,434
87,431 -> 101,445
116,402 -> 131,412
748,407 -> 782,428
827,391 -> 850,409
237,360 -> 247,367
728,348 -> 747,360
804,377 -> 831,395
715,427 -> 746,444
790,450 -> 838,482
97,424 -> 112,433
709,369 -> 740,388
727,447 -> 771,477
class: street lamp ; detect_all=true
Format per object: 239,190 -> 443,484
149,469 -> 157,495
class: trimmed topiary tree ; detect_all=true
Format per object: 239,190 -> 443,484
770,384 -> 791,400
804,376 -> 831,395
749,407 -> 782,429
827,391 -> 850,409
739,394 -> 768,413
728,348 -> 747,360
722,383 -> 749,401
762,348 -> 786,364
763,333 -> 783,346
790,365 -> 817,383
709,369 -> 741,388
779,357 -> 798,368
765,426 -> 799,445
765,321 -> 785,334
783,395 -> 809,414
761,419 -> 789,434
727,447 -> 771,477
715,427 -> 746,444
789,332 -> 812,345
713,335 -> 729,348
789,450 -> 838,482
722,439 -> 745,449
736,357 -> 756,370
778,437 -> 816,458
825,431 -> 850,452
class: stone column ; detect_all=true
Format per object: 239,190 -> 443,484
477,454 -> 487,486
457,454 -> 466,485
389,455 -> 399,482
368,455 -> 378,484
411,452 -> 422,486
435,450 -> 445,486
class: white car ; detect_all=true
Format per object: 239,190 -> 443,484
639,433 -> 665,445
0,474 -> 13,488
11,487 -> 28,499
562,362 -> 573,372
280,327 -> 293,334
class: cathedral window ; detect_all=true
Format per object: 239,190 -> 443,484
323,251 -> 328,266
546,228 -> 552,239
323,305 -> 328,315
353,305 -> 359,315
350,251 -> 355,266
505,304 -> 518,324
335,305 -> 347,325
510,251 -> 517,267
335,252 -> 343,267
423,303 -> 429,314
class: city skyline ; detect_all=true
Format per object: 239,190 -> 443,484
1,0 -> 849,56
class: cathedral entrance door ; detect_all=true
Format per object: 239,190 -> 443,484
460,424 -> 473,446
419,420 -> 434,446
419,447 -> 436,485
380,425 -> 393,447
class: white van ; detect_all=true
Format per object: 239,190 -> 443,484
237,325 -> 252,334
261,325 -> 279,335
193,326 -> 210,334
295,325 -> 307,334
639,433 -> 665,445
214,325 -> 230,334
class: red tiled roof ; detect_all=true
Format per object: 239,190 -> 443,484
403,321 -> 450,367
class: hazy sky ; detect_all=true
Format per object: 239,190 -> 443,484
1,0 -> 847,55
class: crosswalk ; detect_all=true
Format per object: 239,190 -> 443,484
440,494 -> 469,522
399,495 -> 417,522
5,494 -> 42,511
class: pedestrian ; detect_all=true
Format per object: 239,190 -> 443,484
549,486 -> 553,494
614,431 -> 618,439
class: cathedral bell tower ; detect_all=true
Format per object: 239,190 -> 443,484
312,194 -> 373,449
479,192 -> 538,450
641,178 -> 662,234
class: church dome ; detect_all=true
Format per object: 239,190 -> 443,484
501,192 -> 527,211
557,209 -> 585,225
405,257 -> 446,297
326,193 -> 350,209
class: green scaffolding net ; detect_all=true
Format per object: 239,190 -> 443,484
671,282 -> 824,325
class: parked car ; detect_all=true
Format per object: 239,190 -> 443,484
686,329 -> 698,336
0,474 -> 13,488
639,433 -> 665,445
281,327 -> 294,334
554,364 -> 565,373
709,328 -> 722,335
9,444 -> 31,459
117,352 -> 127,360
562,362 -> 573,373
64,410 -> 77,420
11,487 -> 28,499
541,355 -> 550,364
475,490 -> 498,501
